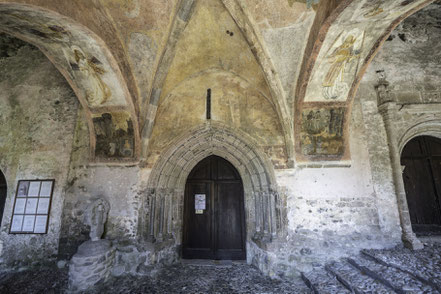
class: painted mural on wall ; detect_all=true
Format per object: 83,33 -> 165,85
351,0 -> 419,22
287,0 -> 320,8
305,28 -> 364,102
0,5 -> 128,108
300,108 -> 345,156
93,112 -> 135,159
63,46 -> 111,106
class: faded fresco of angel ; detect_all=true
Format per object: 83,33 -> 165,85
322,32 -> 362,100
64,46 -> 111,106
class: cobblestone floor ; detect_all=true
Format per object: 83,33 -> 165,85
0,239 -> 440,294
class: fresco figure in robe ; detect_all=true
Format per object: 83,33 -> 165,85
73,47 -> 111,106
64,46 -> 111,107
322,35 -> 360,99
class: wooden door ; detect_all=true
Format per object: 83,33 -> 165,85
0,171 -> 6,226
401,136 -> 441,233
183,156 -> 246,260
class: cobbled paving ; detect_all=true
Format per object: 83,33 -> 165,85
0,241 -> 440,293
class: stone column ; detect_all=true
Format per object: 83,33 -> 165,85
377,102 -> 423,250
147,191 -> 156,243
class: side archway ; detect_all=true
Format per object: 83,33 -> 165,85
140,123 -> 284,253
0,169 -> 6,227
0,3 -> 139,162
295,0 -> 435,163
401,135 -> 441,234
397,121 -> 441,236
398,120 -> 441,155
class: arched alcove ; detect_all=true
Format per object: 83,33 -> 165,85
0,169 -> 6,226
140,122 -> 284,262
0,3 -> 140,162
401,135 -> 441,235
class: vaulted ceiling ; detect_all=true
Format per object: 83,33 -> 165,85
0,0 -> 437,165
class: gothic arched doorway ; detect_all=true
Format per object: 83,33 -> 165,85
182,155 -> 246,260
401,136 -> 441,234
0,170 -> 6,226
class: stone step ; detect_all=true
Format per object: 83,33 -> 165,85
301,268 -> 351,294
326,261 -> 395,294
348,255 -> 437,294
362,248 -> 441,292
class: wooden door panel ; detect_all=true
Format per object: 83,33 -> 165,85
183,181 -> 214,259
430,157 -> 441,212
403,158 -> 441,225
402,136 -> 441,232
183,156 -> 246,260
428,138 -> 441,156
216,182 -> 245,260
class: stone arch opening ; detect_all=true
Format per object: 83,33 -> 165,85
398,120 -> 441,156
140,122 -> 284,261
0,169 -> 6,227
401,135 -> 441,235
182,155 -> 246,260
0,3 -> 139,162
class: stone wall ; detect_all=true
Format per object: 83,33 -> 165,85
58,115 -> 142,259
355,1 -> 441,243
254,95 -> 402,277
0,36 -> 78,268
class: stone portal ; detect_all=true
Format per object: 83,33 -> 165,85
183,155 -> 246,260
401,136 -> 441,234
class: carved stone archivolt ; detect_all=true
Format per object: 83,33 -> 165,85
140,123 -> 284,248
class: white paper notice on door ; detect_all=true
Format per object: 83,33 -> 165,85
195,194 -> 206,210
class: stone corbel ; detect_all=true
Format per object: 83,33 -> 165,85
375,70 -> 394,107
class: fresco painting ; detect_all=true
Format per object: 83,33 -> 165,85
300,108 -> 345,156
305,28 -> 364,102
0,6 -> 128,109
93,112 -> 135,159
63,46 -> 111,107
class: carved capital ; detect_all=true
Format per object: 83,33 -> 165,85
375,70 -> 394,107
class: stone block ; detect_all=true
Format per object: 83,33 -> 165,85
68,240 -> 116,293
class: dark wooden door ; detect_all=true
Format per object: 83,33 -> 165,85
183,156 -> 246,260
401,136 -> 441,233
0,171 -> 6,226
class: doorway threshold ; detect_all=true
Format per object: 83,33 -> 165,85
181,259 -> 246,267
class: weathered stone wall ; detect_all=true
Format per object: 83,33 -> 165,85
256,96 -> 402,278
58,115 -> 142,259
353,1 -> 441,249
365,2 -> 441,106
0,36 -> 78,267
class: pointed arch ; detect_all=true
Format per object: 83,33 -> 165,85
140,0 -> 294,166
139,122 -> 284,251
221,0 -> 294,165
295,0 -> 435,163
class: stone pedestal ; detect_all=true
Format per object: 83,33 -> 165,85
68,239 -> 116,292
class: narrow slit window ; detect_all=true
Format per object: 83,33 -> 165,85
206,89 -> 211,120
